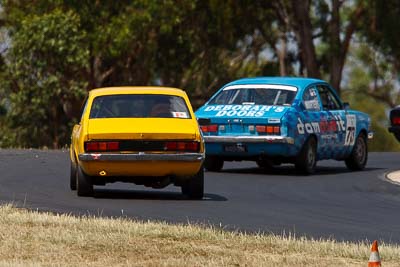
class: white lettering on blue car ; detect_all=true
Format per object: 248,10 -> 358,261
297,115 -> 347,134
297,118 -> 320,134
204,105 -> 285,117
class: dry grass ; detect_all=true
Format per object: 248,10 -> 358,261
0,204 -> 399,267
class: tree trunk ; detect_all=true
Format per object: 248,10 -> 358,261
290,0 -> 320,78
277,37 -> 287,76
329,0 -> 342,94
329,0 -> 365,95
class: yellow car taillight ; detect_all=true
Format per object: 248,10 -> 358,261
85,141 -> 120,152
164,141 -> 200,152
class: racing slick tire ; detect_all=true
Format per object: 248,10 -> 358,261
295,137 -> 317,175
76,166 -> 94,197
345,133 -> 368,171
70,160 -> 77,191
204,156 -> 224,172
181,167 -> 204,200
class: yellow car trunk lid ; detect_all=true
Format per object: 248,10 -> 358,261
87,118 -> 197,140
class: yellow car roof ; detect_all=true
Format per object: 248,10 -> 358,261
89,86 -> 187,98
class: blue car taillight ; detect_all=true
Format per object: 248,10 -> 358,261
200,125 -> 218,133
255,125 -> 281,135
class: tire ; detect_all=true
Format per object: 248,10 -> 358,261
204,156 -> 224,172
181,167 -> 204,199
256,159 -> 281,169
256,159 -> 273,169
345,133 -> 368,171
395,133 -> 400,143
76,166 -> 94,197
295,137 -> 317,175
70,160 -> 77,191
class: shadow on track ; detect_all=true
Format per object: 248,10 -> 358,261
92,189 -> 227,201
218,165 -> 383,176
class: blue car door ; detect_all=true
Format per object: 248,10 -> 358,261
301,85 -> 335,158
316,84 -> 352,158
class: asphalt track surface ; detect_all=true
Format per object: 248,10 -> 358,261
1,149 -> 400,244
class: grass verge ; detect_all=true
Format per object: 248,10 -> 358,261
0,204 -> 399,266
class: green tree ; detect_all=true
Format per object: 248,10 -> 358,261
270,0 -> 367,95
343,43 -> 400,151
356,0 -> 400,108
3,8 -> 88,147
0,0 -> 283,148
0,0 -> 397,151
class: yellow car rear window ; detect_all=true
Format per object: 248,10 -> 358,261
89,94 -> 191,119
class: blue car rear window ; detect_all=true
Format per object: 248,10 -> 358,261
208,87 -> 296,106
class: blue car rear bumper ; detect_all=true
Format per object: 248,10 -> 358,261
203,135 -> 296,157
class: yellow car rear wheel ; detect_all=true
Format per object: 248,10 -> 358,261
76,166 -> 94,197
70,160 -> 77,191
181,167 -> 204,200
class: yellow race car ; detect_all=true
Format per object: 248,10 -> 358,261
70,86 -> 205,199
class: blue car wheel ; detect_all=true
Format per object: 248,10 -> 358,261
295,137 -> 317,175
256,158 -> 281,169
345,133 -> 367,171
204,156 -> 224,172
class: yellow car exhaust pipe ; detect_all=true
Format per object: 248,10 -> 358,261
99,170 -> 107,176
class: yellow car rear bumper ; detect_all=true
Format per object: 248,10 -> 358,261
78,152 -> 204,177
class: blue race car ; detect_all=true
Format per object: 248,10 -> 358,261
195,77 -> 373,174
388,105 -> 400,142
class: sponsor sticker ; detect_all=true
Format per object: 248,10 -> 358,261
344,115 -> 356,146
304,99 -> 320,110
91,154 -> 101,160
172,112 -> 188,118
268,118 -> 281,123
296,115 -> 346,134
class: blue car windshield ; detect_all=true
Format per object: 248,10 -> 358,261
89,94 -> 191,119
208,86 -> 297,106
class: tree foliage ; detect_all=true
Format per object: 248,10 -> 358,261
0,0 -> 399,150
355,0 -> 400,108
343,43 -> 400,151
2,7 -> 88,147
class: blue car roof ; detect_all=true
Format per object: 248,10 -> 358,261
224,77 -> 327,89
